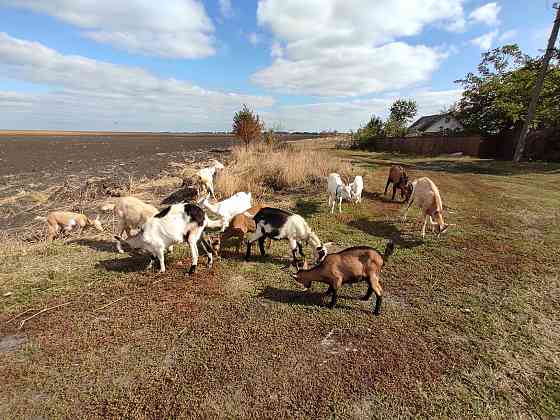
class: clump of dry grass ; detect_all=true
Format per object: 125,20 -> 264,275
215,143 -> 353,198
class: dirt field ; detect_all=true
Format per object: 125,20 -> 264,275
1,141 -> 559,418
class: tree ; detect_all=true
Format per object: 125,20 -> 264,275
232,104 -> 263,148
364,115 -> 384,137
385,99 -> 417,137
455,44 -> 560,139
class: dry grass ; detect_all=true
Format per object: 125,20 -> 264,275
215,143 -> 353,198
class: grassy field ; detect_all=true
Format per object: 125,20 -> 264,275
1,145 -> 559,418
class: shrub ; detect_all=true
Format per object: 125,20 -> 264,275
215,143 -> 353,198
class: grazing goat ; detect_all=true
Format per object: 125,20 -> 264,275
36,211 -> 103,241
219,204 -> 271,254
245,207 -> 330,266
402,177 -> 449,239
199,191 -> 252,232
384,165 -> 409,201
115,203 -> 221,274
292,242 -> 394,315
327,173 -> 353,213
349,175 -> 364,203
101,196 -> 159,253
195,160 -> 224,199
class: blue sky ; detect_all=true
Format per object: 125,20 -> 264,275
0,0 -> 556,132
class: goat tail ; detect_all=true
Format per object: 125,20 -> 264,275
383,241 -> 395,261
101,203 -> 115,211
34,216 -> 47,222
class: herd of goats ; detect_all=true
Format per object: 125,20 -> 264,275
35,160 -> 450,315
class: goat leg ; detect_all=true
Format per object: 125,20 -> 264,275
361,285 -> 373,301
325,285 -> 334,296
297,241 -> 305,258
328,289 -> 338,309
373,295 -> 383,316
258,237 -> 267,256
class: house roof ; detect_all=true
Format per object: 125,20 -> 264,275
408,113 -> 450,132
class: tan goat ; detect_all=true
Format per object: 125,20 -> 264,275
36,211 -> 103,241
102,196 -> 159,253
402,177 -> 449,239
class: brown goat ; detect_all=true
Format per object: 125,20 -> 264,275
219,204 -> 270,254
36,211 -> 103,241
384,165 -> 409,201
292,242 -> 394,315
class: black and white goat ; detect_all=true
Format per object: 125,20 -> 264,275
115,203 -> 221,274
245,207 -> 330,266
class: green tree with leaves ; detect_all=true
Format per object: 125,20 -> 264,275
455,44 -> 560,137
385,99 -> 418,137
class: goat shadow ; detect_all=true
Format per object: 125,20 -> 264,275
97,255 -> 151,273
362,190 -> 407,204
292,199 -> 321,218
67,238 -> 116,252
348,217 -> 423,249
258,286 -> 374,313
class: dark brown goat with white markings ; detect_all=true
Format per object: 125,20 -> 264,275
292,242 -> 394,315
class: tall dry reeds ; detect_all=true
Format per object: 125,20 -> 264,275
215,143 -> 353,198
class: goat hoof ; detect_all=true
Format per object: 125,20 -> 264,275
188,265 -> 197,275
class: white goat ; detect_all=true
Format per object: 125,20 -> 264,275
327,173 -> 353,213
195,159 -> 224,199
349,175 -> 364,203
402,177 -> 449,239
115,203 -> 221,274
36,211 -> 103,241
245,207 -> 331,266
102,196 -> 159,253
199,191 -> 252,232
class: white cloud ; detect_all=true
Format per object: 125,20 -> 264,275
248,32 -> 260,46
470,30 -> 498,50
260,89 -> 463,132
498,29 -> 516,43
252,43 -> 445,97
254,0 -> 465,96
469,2 -> 501,26
270,41 -> 283,58
219,0 -> 233,19
0,0 -> 215,59
0,33 -> 273,131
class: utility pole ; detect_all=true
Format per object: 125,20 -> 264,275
513,3 -> 560,162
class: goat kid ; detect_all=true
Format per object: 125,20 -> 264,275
402,177 -> 449,239
115,203 -> 221,274
292,242 -> 394,315
219,204 -> 271,254
384,165 -> 409,201
349,175 -> 364,203
195,159 -> 224,199
199,191 -> 252,232
327,173 -> 353,213
102,196 -> 159,253
36,211 -> 103,241
245,207 -> 330,266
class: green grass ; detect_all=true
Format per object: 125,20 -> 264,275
1,150 -> 559,419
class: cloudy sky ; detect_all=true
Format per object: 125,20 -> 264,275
0,0 -> 555,132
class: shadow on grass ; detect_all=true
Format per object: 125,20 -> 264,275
363,190 -> 407,204
97,255 -> 150,272
293,199 -> 321,218
258,286 -> 375,314
67,238 -> 116,252
348,217 -> 423,249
